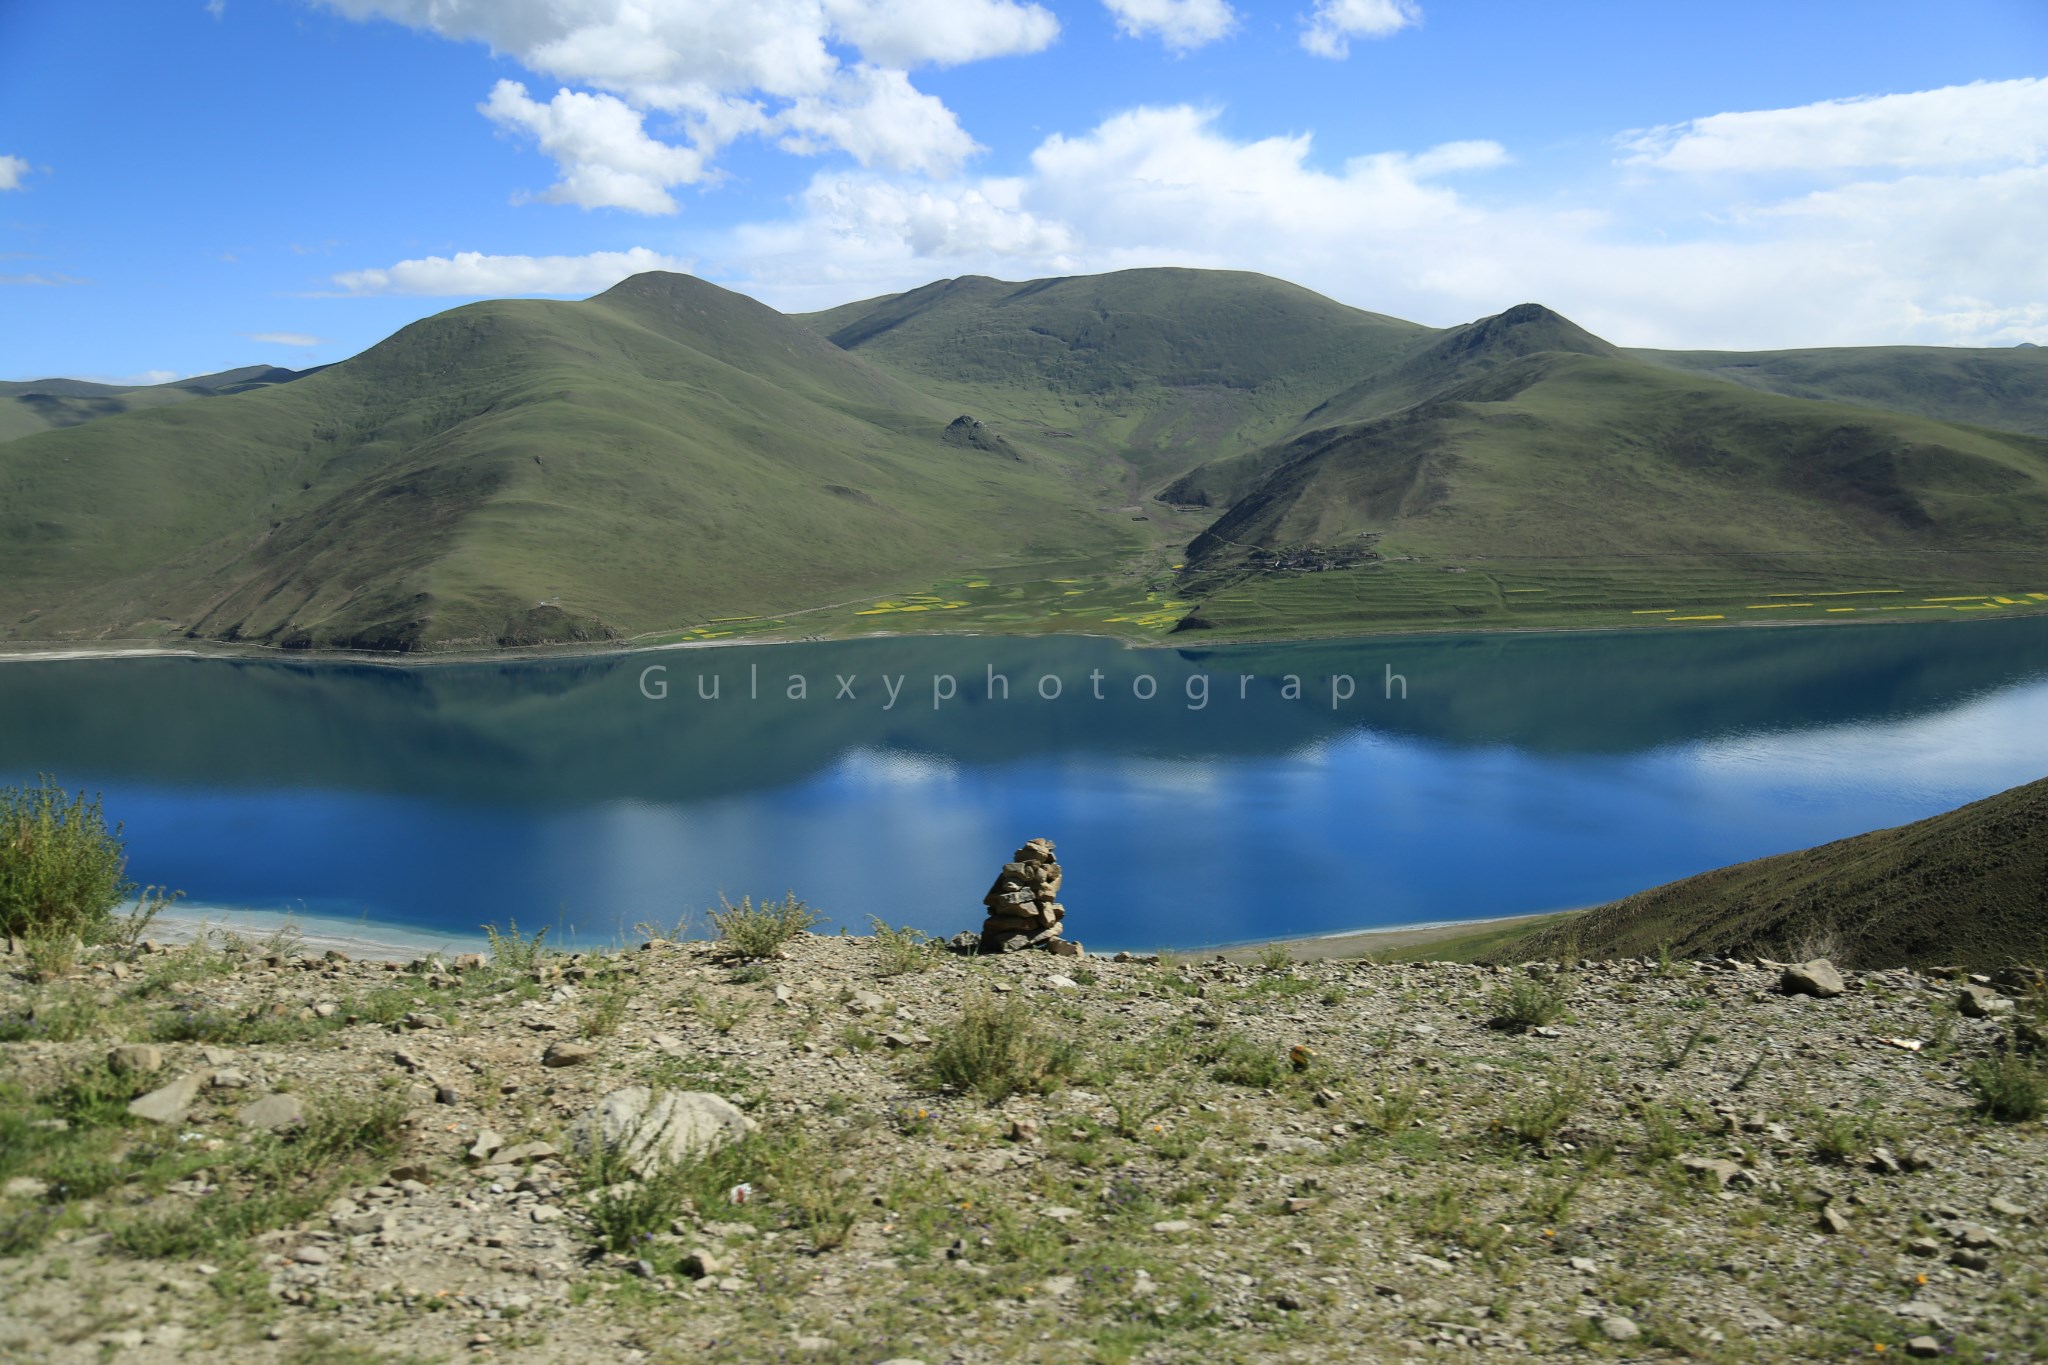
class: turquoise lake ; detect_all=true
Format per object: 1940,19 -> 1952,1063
3,619 -> 2047,952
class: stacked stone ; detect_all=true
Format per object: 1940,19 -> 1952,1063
978,837 -> 1076,954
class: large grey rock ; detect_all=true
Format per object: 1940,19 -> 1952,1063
574,1087 -> 755,1178
128,1073 -> 207,1124
542,1040 -> 596,1067
107,1044 -> 163,1076
239,1093 -> 306,1130
1781,960 -> 1846,998
1958,984 -> 2012,1018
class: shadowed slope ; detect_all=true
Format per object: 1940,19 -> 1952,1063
1485,777 -> 2048,973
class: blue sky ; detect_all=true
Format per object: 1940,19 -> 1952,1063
2,0 -> 2044,381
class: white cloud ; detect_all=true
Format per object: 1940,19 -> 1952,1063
0,155 -> 30,191
322,1 -> 1058,200
205,0 -> 225,18
481,80 -> 707,214
245,332 -> 326,347
713,87 -> 2048,349
330,247 -> 692,297
1104,0 -> 1237,53
778,66 -> 980,176
821,0 -> 1058,68
1623,77 -> 2048,173
1301,0 -> 1419,59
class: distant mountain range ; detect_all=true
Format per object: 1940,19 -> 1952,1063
3,268 -> 2045,652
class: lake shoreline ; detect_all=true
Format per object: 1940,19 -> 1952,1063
1,602 -> 2043,670
144,905 -> 1571,965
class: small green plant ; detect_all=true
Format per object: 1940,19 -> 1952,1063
1254,943 -> 1291,972
580,981 -> 629,1038
20,928 -> 78,983
0,777 -> 156,944
482,920 -> 551,973
1494,1070 -> 1587,1149
709,892 -> 822,961
1650,1010 -> 1716,1070
1654,940 -> 1678,977
1488,973 -> 1570,1032
1203,1033 -> 1288,1089
1638,1101 -> 1685,1160
926,991 -> 1073,1102
686,987 -> 753,1035
1966,1051 -> 2045,1122
868,916 -> 937,976
1359,1067 -> 1423,1134
634,907 -> 692,944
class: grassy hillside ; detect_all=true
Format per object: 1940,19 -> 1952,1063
0,273 -> 1136,651
5,267 -> 2048,652
801,267 -> 1433,488
1164,305 -> 2048,636
0,366 -> 311,444
1635,344 -> 2048,437
1485,776 -> 2048,973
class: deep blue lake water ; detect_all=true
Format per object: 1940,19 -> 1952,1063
3,619 -> 2047,953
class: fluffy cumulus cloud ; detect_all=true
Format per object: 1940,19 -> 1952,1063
0,155 -> 30,191
482,81 -> 708,213
1300,0 -> 1420,59
330,247 -> 692,297
323,0 -> 1054,211
1103,0 -> 1237,53
1622,77 -> 2048,172
714,78 -> 2048,349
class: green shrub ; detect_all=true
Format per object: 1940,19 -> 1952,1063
482,920 -> 551,973
709,892 -> 822,960
1494,1070 -> 1587,1149
927,991 -> 1073,1102
0,777 -> 163,944
1967,1052 -> 2045,1122
1487,974 -> 1570,1032
868,916 -> 937,976
1204,1033 -> 1288,1089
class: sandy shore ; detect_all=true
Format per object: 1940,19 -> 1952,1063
147,908 -> 484,963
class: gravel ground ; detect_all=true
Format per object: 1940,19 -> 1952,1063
0,929 -> 2042,1364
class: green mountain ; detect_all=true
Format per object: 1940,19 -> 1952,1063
0,365 -> 313,444
0,273 -> 1136,651
1484,776 -> 2048,973
1632,344 -> 2048,437
4,267 -> 2048,653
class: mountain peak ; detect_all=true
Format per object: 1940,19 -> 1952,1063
1427,302 -> 1618,365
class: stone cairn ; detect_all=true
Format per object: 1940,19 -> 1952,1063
978,837 -> 1079,955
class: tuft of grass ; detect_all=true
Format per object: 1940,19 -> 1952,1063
1254,943 -> 1292,972
1488,973 -> 1570,1032
709,892 -> 822,961
868,916 -> 938,976
1967,1052 -> 2045,1122
926,991 -> 1074,1103
482,920 -> 551,973
1203,1033 -> 1289,1089
1493,1070 -> 1588,1150
580,980 -> 629,1038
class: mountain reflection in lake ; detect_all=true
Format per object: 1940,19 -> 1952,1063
3,618 -> 2047,950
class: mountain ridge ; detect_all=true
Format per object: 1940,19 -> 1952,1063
3,267 -> 2047,652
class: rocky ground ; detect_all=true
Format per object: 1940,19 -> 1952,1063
0,926 -> 2043,1364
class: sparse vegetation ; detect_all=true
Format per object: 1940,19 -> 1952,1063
1967,1051 -> 2046,1122
708,892 -> 822,961
926,990 -> 1073,1102
1487,972 -> 1571,1032
868,916 -> 939,976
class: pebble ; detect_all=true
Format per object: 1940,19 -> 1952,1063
1599,1317 -> 1641,1342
